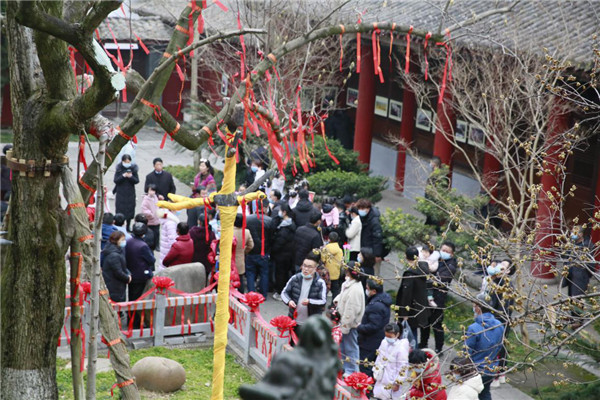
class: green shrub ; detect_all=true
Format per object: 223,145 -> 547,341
307,170 -> 387,202
381,208 -> 434,252
284,136 -> 365,181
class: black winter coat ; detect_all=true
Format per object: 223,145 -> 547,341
432,257 -> 458,308
563,239 -> 595,297
293,199 -> 316,227
125,237 -> 155,283
294,224 -> 323,267
282,272 -> 327,319
102,242 -> 130,302
113,163 -> 139,219
396,261 -> 430,328
271,219 -> 296,263
246,214 -> 275,256
357,292 -> 392,354
144,170 -> 176,199
360,208 -> 383,257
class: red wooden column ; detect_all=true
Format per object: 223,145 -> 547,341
432,89 -> 456,171
531,101 -> 569,278
353,46 -> 376,166
394,61 -> 417,192
592,165 -> 600,263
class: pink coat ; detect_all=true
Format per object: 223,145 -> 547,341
141,194 -> 160,226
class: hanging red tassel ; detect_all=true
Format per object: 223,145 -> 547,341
436,30 -> 452,105
371,25 -> 384,83
174,50 -> 186,117
424,32 -> 432,80
79,135 -> 87,170
204,205 -> 209,242
295,87 -> 309,172
213,0 -> 228,11
320,120 -> 339,164
135,34 -> 150,55
356,18 -> 362,73
339,25 -> 345,72
241,198 -> 247,246
405,26 -> 413,74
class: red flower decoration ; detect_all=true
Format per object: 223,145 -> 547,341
344,372 -> 374,393
242,292 -> 265,312
152,276 -> 175,294
270,315 -> 296,331
80,281 -> 91,294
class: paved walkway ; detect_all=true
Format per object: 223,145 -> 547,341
67,125 -> 537,399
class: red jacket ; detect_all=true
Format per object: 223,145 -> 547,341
163,234 -> 194,267
408,349 -> 447,400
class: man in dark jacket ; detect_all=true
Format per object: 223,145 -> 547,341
420,241 -> 458,353
293,189 -> 318,227
246,212 -> 275,297
294,210 -> 324,271
281,251 -> 327,328
356,199 -> 384,275
396,246 -> 430,343
144,157 -> 176,200
134,213 -> 155,251
126,222 -> 156,301
101,231 -> 131,302
271,204 -> 297,299
358,279 -> 392,377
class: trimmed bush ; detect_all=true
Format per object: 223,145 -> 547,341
307,169 -> 387,203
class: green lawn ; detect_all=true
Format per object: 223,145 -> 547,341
57,347 -> 254,399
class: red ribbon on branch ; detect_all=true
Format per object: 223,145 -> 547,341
405,26 -> 413,74
436,29 -> 453,105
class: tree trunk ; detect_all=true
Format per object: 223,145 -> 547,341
1,4 -> 69,399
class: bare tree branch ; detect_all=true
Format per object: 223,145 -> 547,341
80,0 -> 123,35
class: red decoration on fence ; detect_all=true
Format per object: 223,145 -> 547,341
270,315 -> 298,345
344,372 -> 374,399
152,276 -> 175,294
242,292 -> 265,312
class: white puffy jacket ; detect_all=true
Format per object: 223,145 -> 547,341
447,374 -> 484,400
157,209 -> 179,270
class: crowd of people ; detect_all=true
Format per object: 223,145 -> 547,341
95,153 -> 584,400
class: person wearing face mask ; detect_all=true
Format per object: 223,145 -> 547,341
271,205 -> 296,300
333,261 -> 365,376
407,348 -> 447,400
345,207 -> 362,261
419,241 -> 458,353
113,154 -> 139,231
446,357 -> 483,400
101,231 -> 131,303
355,199 -> 385,277
396,246 -> 430,346
372,323 -> 410,400
280,251 -> 327,331
486,260 -> 515,386
357,279 -> 392,377
465,293 -> 504,400
286,186 -> 299,209
268,189 -> 283,220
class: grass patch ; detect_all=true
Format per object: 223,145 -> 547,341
165,165 -> 224,189
529,380 -> 600,400
0,130 -> 97,144
57,347 -> 254,399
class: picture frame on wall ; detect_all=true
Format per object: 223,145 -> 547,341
300,87 -> 315,111
346,88 -> 359,107
320,86 -> 338,110
455,119 -> 468,143
374,96 -> 389,117
469,124 -> 486,148
388,100 -> 403,121
416,108 -> 433,131
220,73 -> 229,96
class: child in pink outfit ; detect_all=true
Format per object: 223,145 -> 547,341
156,208 -> 179,270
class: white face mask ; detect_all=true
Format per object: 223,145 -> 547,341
345,276 -> 352,282
357,254 -> 363,263
365,289 -> 371,297
385,337 -> 397,344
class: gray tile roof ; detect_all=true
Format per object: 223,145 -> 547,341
125,0 -> 599,66
98,15 -> 173,42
